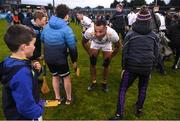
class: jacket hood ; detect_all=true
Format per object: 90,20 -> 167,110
132,20 -> 152,35
3,57 -> 29,69
49,16 -> 67,29
0,57 -> 30,84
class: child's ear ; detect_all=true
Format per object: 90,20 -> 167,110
19,44 -> 27,51
64,15 -> 69,21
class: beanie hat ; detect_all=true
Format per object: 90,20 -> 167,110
137,6 -> 152,21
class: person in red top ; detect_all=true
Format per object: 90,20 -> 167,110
13,10 -> 20,24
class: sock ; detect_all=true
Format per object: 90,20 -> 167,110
101,80 -> 107,84
92,80 -> 96,83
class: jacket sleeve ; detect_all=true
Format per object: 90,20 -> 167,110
64,27 -> 78,63
122,34 -> 130,69
154,35 -> 160,62
10,67 -> 44,119
40,29 -> 45,43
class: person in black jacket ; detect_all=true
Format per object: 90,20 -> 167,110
110,3 -> 128,40
26,10 -> 47,61
167,17 -> 180,70
109,6 -> 159,120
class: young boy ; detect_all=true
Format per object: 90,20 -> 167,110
0,25 -> 45,120
25,10 -> 47,60
109,6 -> 159,120
41,4 -> 78,105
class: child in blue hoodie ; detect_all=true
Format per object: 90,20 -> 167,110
41,4 -> 78,105
0,25 -> 45,120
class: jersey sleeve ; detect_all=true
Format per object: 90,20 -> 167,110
109,28 -> 119,43
83,16 -> 92,26
83,27 -> 93,40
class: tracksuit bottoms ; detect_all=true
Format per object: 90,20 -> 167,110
116,70 -> 150,115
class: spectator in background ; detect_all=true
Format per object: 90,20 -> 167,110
167,17 -> 180,70
171,14 -> 179,25
151,6 -> 166,75
23,8 -> 33,26
26,10 -> 47,61
76,11 -> 94,33
127,7 -> 137,27
5,11 -> 13,27
105,13 -> 111,26
110,3 -> 128,40
18,9 -> 25,24
165,11 -> 172,28
12,10 -> 20,24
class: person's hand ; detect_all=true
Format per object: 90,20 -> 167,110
121,70 -> 125,79
72,62 -> 80,77
72,62 -> 77,70
32,61 -> 42,72
87,49 -> 91,56
38,99 -> 46,107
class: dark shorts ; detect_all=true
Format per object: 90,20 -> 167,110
47,63 -> 70,77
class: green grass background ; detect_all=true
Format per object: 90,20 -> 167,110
0,19 -> 180,120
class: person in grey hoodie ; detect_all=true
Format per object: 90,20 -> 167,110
41,4 -> 78,105
109,6 -> 159,120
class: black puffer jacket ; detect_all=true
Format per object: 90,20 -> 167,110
122,20 -> 159,73
167,22 -> 180,48
110,11 -> 128,32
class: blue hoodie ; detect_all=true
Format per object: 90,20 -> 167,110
41,16 -> 77,65
1,57 -> 44,120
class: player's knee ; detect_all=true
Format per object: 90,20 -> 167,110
90,55 -> 97,66
103,58 -> 111,67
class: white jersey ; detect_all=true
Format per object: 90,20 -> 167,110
155,13 -> 166,31
127,11 -> 137,26
84,26 -> 119,44
81,16 -> 94,29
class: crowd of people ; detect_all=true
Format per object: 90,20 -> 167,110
0,3 -> 180,120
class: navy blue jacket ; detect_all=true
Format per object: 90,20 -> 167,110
1,57 -> 44,120
167,22 -> 180,48
41,16 -> 77,65
122,20 -> 159,73
29,20 -> 42,60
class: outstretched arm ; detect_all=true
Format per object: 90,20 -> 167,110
112,41 -> 120,58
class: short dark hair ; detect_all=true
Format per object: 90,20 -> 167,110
95,19 -> 107,26
4,25 -> 36,52
76,11 -> 83,15
56,4 -> 69,19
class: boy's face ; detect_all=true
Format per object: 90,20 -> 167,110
37,17 -> 47,27
23,38 -> 36,58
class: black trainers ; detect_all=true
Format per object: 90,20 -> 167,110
109,114 -> 123,120
172,65 -> 179,70
135,108 -> 143,117
102,83 -> 109,92
87,83 -> 97,91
